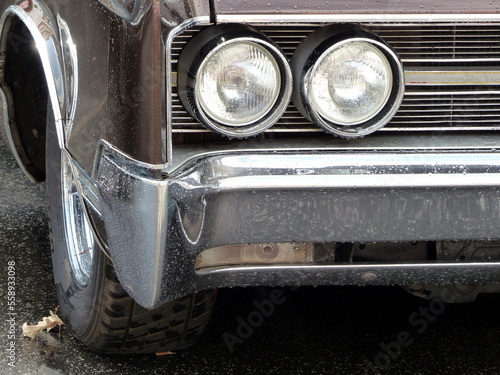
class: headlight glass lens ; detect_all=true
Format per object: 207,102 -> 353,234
197,41 -> 281,126
309,41 -> 392,125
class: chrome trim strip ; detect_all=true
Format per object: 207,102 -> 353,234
380,127 -> 500,131
171,126 -> 500,133
167,151 -> 500,189
57,15 -> 78,142
217,14 -> 500,24
217,173 -> 500,190
197,262 -> 500,276
182,152 -> 500,190
163,16 -> 211,165
168,134 -> 500,173
405,70 -> 500,86
405,90 -> 500,96
402,58 -> 500,63
0,2 -> 66,149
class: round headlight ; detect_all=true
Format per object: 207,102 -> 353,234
197,41 -> 281,126
292,26 -> 404,138
310,40 -> 392,125
177,25 -> 292,138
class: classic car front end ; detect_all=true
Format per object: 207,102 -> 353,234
2,0 -> 500,354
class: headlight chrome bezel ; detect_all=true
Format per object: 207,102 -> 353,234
177,25 -> 293,138
292,26 -> 405,138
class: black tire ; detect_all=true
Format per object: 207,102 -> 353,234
45,105 -> 216,354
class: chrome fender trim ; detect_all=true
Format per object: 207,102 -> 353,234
0,1 -> 66,150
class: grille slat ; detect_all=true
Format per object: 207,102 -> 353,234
171,23 -> 500,135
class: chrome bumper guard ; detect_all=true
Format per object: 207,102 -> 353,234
95,147 -> 500,308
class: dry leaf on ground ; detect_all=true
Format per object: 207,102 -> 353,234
22,310 -> 64,339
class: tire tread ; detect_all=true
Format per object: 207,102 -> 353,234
86,262 -> 216,354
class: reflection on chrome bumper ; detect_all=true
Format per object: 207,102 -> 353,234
95,146 -> 500,308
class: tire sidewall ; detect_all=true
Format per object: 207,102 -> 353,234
45,110 -> 104,341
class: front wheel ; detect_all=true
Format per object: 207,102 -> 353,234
45,109 -> 216,354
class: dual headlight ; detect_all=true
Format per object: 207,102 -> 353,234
177,25 -> 292,138
177,24 -> 404,139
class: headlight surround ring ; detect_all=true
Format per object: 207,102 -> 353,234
292,26 -> 405,138
177,24 -> 293,138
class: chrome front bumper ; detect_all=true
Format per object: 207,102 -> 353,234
94,145 -> 500,308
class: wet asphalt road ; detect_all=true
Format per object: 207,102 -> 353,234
1,141 -> 500,375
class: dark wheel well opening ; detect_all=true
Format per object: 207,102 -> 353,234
1,16 -> 48,181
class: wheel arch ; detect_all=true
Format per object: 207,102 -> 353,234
0,1 -> 68,182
